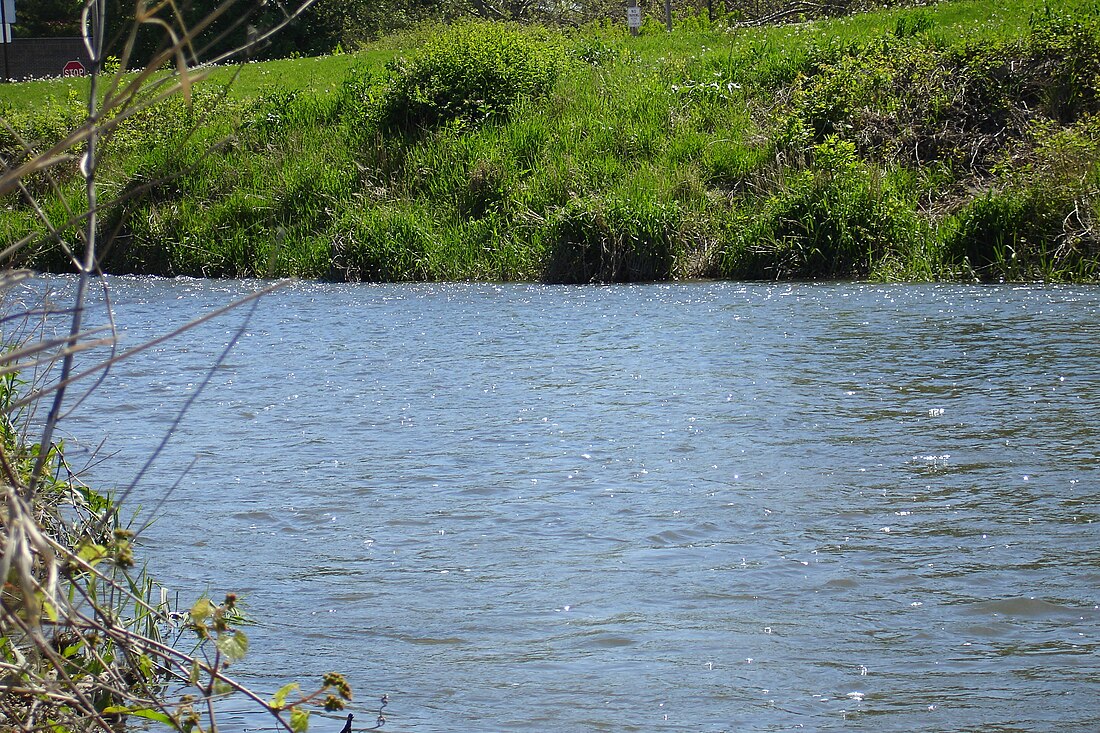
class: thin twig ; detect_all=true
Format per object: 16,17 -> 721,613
7,281 -> 286,414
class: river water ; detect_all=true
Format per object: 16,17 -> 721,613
36,278 -> 1100,731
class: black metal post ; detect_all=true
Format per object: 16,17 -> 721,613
1,0 -> 9,83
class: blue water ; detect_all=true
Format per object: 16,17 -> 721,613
37,278 -> 1100,731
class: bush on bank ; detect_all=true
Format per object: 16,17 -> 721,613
3,2 -> 1100,282
720,137 -> 928,280
375,21 -> 566,131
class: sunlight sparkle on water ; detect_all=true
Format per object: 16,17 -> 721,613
63,279 -> 1100,732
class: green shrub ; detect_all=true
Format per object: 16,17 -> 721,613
329,205 -> 432,281
543,197 -> 680,283
376,21 -> 564,131
941,187 -> 1099,281
941,115 -> 1100,281
894,9 -> 934,38
943,191 -> 1035,278
778,38 -> 898,146
573,34 -> 619,67
0,92 -> 86,204
703,140 -> 771,189
775,8 -> 1100,173
1025,4 -> 1100,121
721,137 -> 921,279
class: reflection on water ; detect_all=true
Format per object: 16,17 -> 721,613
41,279 -> 1100,732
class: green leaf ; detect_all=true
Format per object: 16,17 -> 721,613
190,598 -> 216,623
290,707 -> 310,733
213,680 -> 234,696
102,707 -> 174,726
137,654 -> 153,681
189,660 -> 201,685
76,540 -> 108,566
215,629 -> 249,664
271,682 -> 300,710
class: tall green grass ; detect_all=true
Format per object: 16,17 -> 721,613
4,0 -> 1100,282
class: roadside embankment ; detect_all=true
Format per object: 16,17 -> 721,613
3,0 -> 1100,282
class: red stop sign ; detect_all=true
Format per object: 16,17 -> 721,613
62,60 -> 86,77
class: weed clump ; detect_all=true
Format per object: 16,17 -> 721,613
376,22 -> 564,131
942,117 -> 1100,280
329,205 -> 431,281
777,5 -> 1100,175
722,137 -> 924,279
543,197 -> 681,283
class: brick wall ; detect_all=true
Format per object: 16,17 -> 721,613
1,38 -> 92,82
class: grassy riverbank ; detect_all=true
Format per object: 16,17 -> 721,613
4,0 -> 1100,282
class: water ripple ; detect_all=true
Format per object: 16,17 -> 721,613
49,278 -> 1100,732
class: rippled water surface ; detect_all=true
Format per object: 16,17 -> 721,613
44,279 -> 1100,731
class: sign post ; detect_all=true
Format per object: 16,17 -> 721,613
626,0 -> 642,36
0,0 -> 14,83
